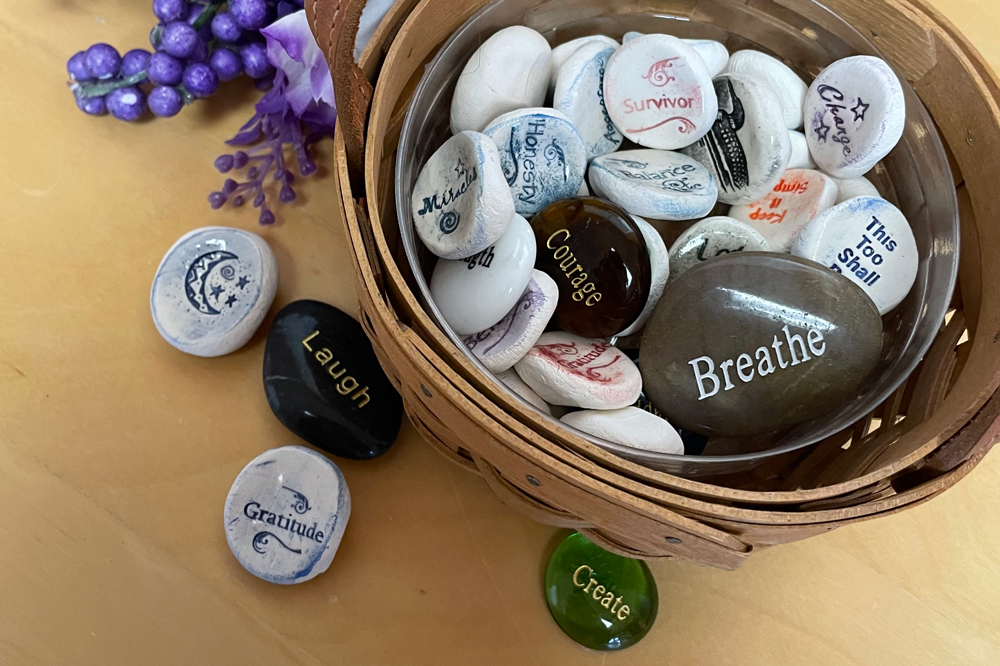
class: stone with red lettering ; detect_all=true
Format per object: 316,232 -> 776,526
562,407 -> 684,454
603,34 -> 718,150
804,56 -> 905,179
668,216 -> 769,281
729,169 -> 839,251
554,42 -> 624,159
723,50 -> 808,130
515,332 -> 643,409
588,149 -> 717,220
791,196 -> 918,314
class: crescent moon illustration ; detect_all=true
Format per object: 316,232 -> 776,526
184,251 -> 240,315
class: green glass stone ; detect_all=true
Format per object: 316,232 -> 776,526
544,532 -> 658,650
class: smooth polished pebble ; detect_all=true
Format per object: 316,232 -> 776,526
562,407 -> 684,454
604,34 -> 718,150
496,367 -> 553,415
729,169 -> 839,252
804,55 -> 905,178
515,332 -> 643,409
683,74 -> 791,205
263,300 -> 402,460
617,216 -> 669,337
150,226 -> 277,357
788,130 -> 817,169
724,49 -> 808,130
224,446 -> 350,584
484,108 -> 587,216
621,33 -> 729,75
791,196 -> 918,314
832,175 -> 880,203
640,253 -> 883,437
588,149 -> 718,220
531,197 -> 651,338
451,26 -> 551,133
463,270 -> 558,372
412,131 -> 514,260
668,215 -> 769,281
430,213 -> 536,335
554,42 -> 624,159
549,35 -> 619,89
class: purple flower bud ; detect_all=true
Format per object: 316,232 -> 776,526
209,48 -> 242,82
211,12 -> 243,43
234,151 -> 249,168
223,179 -> 239,194
67,51 -> 92,82
215,155 -> 235,173
279,186 -> 297,203
183,63 -> 218,98
76,94 -> 107,116
186,37 -> 209,64
148,52 -> 184,86
122,49 -> 152,77
160,21 -> 198,59
253,192 -> 265,208
84,43 -> 122,80
106,87 -> 147,122
273,168 -> 285,181
232,195 -> 246,207
239,42 -> 274,80
148,86 -> 183,117
153,0 -> 189,23
208,192 -> 227,209
259,210 -> 276,225
299,160 -> 317,177
230,0 -> 270,30
277,1 -> 297,18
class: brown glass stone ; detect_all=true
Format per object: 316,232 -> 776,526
530,197 -> 651,338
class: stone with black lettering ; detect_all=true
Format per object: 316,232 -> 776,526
640,252 -> 883,437
683,73 -> 792,205
588,149 -> 718,220
553,42 -> 623,160
668,216 -> 769,281
411,130 -> 515,260
530,197 -> 651,338
804,55 -> 905,179
483,108 -> 587,216
791,196 -> 918,314
263,300 -> 403,460
224,446 -> 351,584
729,169 -> 839,251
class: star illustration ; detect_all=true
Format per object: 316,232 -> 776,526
236,276 -> 249,289
814,120 -> 831,142
210,285 -> 224,298
226,295 -> 238,307
453,158 -> 466,177
851,98 -> 870,122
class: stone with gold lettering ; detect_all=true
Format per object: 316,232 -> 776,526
544,531 -> 658,650
263,300 -> 403,460
531,197 -> 651,338
640,253 -> 883,437
729,169 -> 839,251
668,216 -> 769,281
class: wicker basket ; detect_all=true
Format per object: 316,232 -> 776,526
308,0 -> 1000,569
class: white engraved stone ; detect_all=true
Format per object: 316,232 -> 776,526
451,26 -> 551,133
549,35 -> 619,90
554,42 -> 624,159
224,445 -> 350,585
683,74 -> 792,205
463,270 -> 559,372
430,213 -> 535,335
515,332 -> 642,409
729,169 -> 839,252
496,368 -> 553,415
151,226 -> 278,357
622,33 -> 730,76
791,196 -> 918,314
617,216 -> 669,337
788,130 -> 817,169
588,149 -> 718,220
723,49 -> 808,130
668,216 -> 769,281
562,407 -> 684,454
411,131 -> 515,260
483,108 -> 587,216
603,34 -> 718,150
832,175 -> 880,203
804,55 -> 905,179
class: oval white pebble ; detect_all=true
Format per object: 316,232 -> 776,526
724,50 -> 808,130
588,149 -> 718,220
463,270 -> 558,372
554,42 -> 624,159
686,39 -> 729,77
224,445 -> 350,585
604,34 -> 718,150
730,169 -> 839,252
804,55 -> 905,179
549,35 -> 619,90
451,26 -> 551,133
791,196 -> 918,314
430,213 -> 535,335
668,216 -> 769,281
151,226 -> 277,357
832,175 -> 880,204
617,216 -> 669,337
562,406 -> 684,454
411,131 -> 515,260
483,108 -> 587,216
496,368 -> 553,415
788,130 -> 817,169
515,332 -> 642,409
683,74 -> 791,204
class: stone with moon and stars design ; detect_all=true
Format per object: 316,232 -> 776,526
224,445 -> 351,585
150,226 -> 277,357
640,253 -> 883,438
263,300 -> 403,460
544,531 -> 658,650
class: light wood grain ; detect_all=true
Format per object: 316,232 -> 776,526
2,0 -> 1000,664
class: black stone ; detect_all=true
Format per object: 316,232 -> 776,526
263,300 -> 403,460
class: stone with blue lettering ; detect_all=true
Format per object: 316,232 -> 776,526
804,56 -> 905,179
553,42 -> 623,160
224,445 -> 351,584
483,108 -> 587,216
791,196 -> 917,314
150,226 -> 278,357
411,130 -> 515,259
588,149 -> 718,220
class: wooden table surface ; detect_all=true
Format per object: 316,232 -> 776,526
3,1 -> 1000,664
